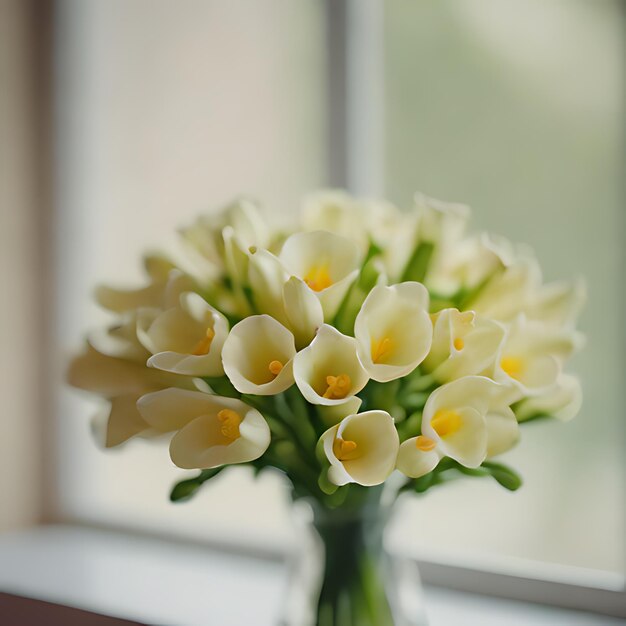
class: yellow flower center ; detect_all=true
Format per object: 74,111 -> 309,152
431,409 -> 463,438
371,336 -> 392,364
323,374 -> 352,399
415,435 -> 437,451
453,337 -> 464,351
268,360 -> 284,376
333,437 -> 359,461
500,356 -> 524,380
191,327 -> 216,356
217,409 -> 242,441
304,264 -> 332,291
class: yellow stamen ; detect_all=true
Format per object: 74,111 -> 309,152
453,337 -> 464,351
431,409 -> 462,438
191,327 -> 216,356
268,360 -> 284,376
304,264 -> 332,292
323,374 -> 352,399
415,435 -> 436,451
333,437 -> 358,461
501,356 -> 524,380
371,336 -> 392,364
217,409 -> 242,441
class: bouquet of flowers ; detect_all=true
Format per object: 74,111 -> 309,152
69,191 -> 584,624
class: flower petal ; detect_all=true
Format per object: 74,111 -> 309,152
169,403 -> 270,469
396,438 -> 441,478
293,325 -> 369,405
355,282 -> 432,382
222,315 -> 296,395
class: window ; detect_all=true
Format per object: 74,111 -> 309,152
384,0 -> 624,580
47,0 -> 624,616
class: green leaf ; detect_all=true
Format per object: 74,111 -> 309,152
203,376 -> 240,398
169,467 -> 223,502
481,461 -> 523,491
318,469 -> 339,495
401,242 -> 434,283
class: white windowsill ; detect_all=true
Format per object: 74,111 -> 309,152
0,524 -> 623,626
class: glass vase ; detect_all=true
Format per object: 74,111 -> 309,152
280,486 -> 428,626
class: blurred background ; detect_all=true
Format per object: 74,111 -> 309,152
1,0 -> 624,606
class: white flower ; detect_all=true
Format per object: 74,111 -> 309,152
484,385 -> 520,458
515,373 -> 582,423
492,315 -> 579,397
279,230 -> 361,319
413,192 -> 471,248
89,311 -> 151,363
427,233 -> 513,296
396,434 -> 442,479
137,292 -> 229,377
469,253 -> 542,322
91,394 -> 157,448
320,410 -> 399,486
137,388 -> 270,469
282,276 -> 324,349
293,325 -> 369,406
302,190 -> 404,253
180,197 -> 269,272
361,198 -> 404,248
422,308 -> 504,382
381,212 -> 420,282
301,190 -> 368,248
222,315 -> 296,395
527,278 -> 586,330
247,248 -> 290,325
67,345 -> 202,447
317,397 -> 363,427
95,264 -> 194,314
383,193 -> 470,284
397,376 -> 515,477
354,282 -> 432,382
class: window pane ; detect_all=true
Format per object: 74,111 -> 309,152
384,0 -> 624,576
54,0 -> 325,545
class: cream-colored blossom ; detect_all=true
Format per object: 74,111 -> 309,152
515,373 -> 582,423
320,410 -> 399,486
469,253 -> 541,322
301,190 -> 402,252
180,197 -> 269,273
282,276 -> 324,349
397,377 -> 515,478
293,325 -> 369,406
414,192 -> 471,249
383,193 -> 470,284
89,311 -> 151,363
90,394 -> 158,448
492,315 -> 580,397
222,315 -> 296,395
279,230 -> 361,319
95,263 -> 194,314
317,397 -> 363,427
527,278 -> 586,330
355,282 -> 432,382
427,233 -> 513,296
301,190 -> 368,249
137,292 -> 228,377
67,344 -> 200,447
247,248 -> 290,325
422,308 -> 505,382
137,389 -> 270,469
